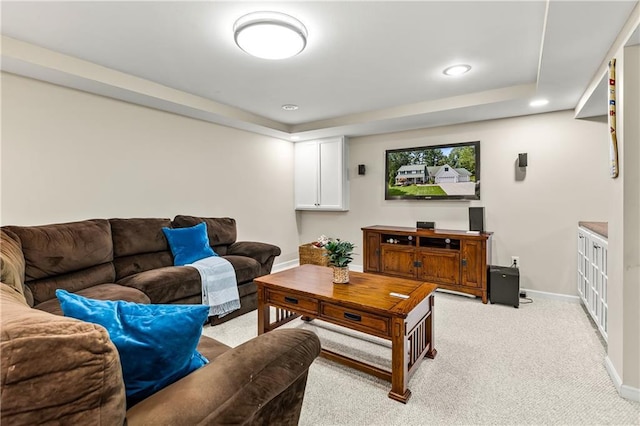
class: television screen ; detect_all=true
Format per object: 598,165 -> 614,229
385,140 -> 480,200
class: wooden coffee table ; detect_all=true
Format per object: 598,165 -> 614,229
255,264 -> 438,403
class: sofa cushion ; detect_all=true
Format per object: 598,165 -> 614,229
6,219 -> 113,281
35,283 -> 151,316
162,223 -> 217,266
27,262 -> 117,305
56,290 -> 209,407
223,255 -> 261,284
238,280 -> 257,299
113,251 -> 174,280
172,216 -> 238,255
110,218 -> 171,257
0,284 -> 126,425
117,266 -> 202,304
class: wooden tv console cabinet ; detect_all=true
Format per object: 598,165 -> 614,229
362,225 -> 492,303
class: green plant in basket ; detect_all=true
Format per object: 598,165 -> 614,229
323,240 -> 355,267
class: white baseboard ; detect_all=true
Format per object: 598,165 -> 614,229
271,259 -> 299,273
605,356 -> 640,402
272,261 -> 365,273
349,264 -> 363,272
436,288 -> 476,299
521,288 -> 580,303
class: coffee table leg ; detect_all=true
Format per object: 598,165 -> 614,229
257,286 -> 269,335
388,317 -> 411,403
426,295 -> 437,358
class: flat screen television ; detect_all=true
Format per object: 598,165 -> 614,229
385,140 -> 480,200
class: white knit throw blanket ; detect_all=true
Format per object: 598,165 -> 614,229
190,256 -> 240,317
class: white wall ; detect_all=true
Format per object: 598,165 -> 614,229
621,44 -> 640,393
0,72 -> 301,263
607,44 -> 640,394
298,110 -> 612,296
620,43 -> 640,394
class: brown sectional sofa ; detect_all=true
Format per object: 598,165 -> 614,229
2,215 -> 281,324
1,217 -> 320,424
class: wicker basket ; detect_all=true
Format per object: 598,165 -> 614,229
299,243 -> 330,267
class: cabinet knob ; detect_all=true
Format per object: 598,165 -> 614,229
461,259 -> 468,267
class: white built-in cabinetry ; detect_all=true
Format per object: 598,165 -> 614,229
577,225 -> 608,341
294,136 -> 349,211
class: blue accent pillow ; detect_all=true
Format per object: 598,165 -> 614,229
56,290 -> 210,407
162,222 -> 217,266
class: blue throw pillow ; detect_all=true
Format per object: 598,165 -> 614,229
56,290 -> 210,407
162,222 -> 217,266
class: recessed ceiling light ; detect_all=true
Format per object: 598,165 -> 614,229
282,104 -> 299,111
234,11 -> 307,60
443,64 -> 471,76
529,99 -> 549,107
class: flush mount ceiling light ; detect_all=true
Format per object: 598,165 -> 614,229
234,11 -> 307,60
443,64 -> 472,76
282,104 -> 299,111
529,99 -> 549,107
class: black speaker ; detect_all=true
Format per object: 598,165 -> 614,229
518,153 -> 528,167
358,164 -> 366,175
469,207 -> 485,232
417,221 -> 435,229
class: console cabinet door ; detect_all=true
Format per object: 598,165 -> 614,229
417,249 -> 460,284
381,245 -> 415,278
461,240 -> 483,288
364,231 -> 381,272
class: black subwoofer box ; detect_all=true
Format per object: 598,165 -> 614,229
489,266 -> 520,308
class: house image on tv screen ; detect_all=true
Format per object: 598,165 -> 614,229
395,164 -> 472,185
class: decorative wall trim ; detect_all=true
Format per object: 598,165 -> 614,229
605,356 -> 640,402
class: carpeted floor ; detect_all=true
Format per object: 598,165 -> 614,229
202,292 -> 640,425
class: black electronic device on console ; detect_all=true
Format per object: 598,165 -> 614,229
416,221 -> 435,229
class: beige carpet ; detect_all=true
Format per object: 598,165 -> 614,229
202,293 -> 640,425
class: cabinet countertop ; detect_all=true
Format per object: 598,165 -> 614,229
578,222 -> 608,239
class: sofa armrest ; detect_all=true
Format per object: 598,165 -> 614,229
1,284 -> 126,425
227,241 -> 281,265
125,329 -> 320,426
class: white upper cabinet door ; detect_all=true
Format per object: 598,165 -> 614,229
318,138 -> 344,209
294,141 -> 320,209
294,137 -> 348,211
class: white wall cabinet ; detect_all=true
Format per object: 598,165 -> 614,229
294,136 -> 348,211
577,226 -> 608,341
